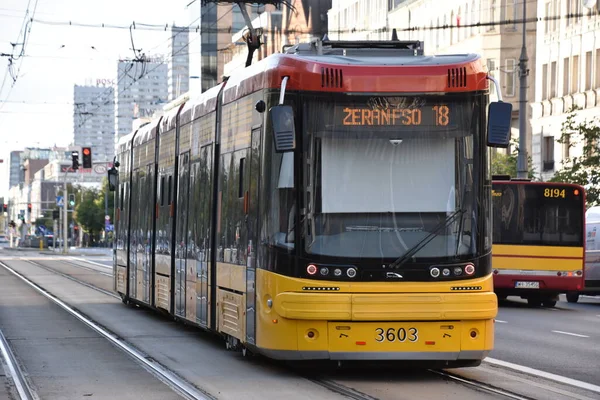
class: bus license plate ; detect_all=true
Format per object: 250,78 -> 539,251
515,281 -> 539,289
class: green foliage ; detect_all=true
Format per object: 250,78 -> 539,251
73,178 -> 115,242
550,109 -> 600,206
75,187 -> 105,238
490,140 -> 536,179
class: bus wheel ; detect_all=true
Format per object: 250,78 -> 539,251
566,292 -> 580,303
527,298 -> 542,307
542,299 -> 557,308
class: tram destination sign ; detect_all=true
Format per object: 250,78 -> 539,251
331,96 -> 471,131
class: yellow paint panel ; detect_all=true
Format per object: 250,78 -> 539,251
274,293 -> 352,320
493,245 -> 584,271
217,262 -> 246,293
255,269 -> 496,353
217,289 -> 245,341
493,244 -> 583,258
274,292 -> 497,321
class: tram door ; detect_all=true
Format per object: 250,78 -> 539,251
175,152 -> 190,317
245,127 -> 261,345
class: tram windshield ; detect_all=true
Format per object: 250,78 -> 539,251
299,95 -> 483,259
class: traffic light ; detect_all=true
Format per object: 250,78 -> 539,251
2,204 -> 7,213
68,194 -> 75,207
27,203 -> 32,213
82,147 -> 92,168
52,209 -> 59,220
72,151 -> 80,170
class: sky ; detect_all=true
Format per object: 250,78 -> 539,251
0,0 -> 197,197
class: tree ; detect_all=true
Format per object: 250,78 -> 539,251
491,139 -> 536,179
550,109 -> 600,206
75,187 -> 105,241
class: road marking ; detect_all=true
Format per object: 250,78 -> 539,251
495,319 -> 508,323
551,330 -> 589,338
485,357 -> 600,395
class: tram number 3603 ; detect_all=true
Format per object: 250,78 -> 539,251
375,327 -> 418,343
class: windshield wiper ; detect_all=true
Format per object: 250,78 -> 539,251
389,209 -> 465,270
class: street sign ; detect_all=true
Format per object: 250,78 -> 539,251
56,196 -> 64,206
105,215 -> 110,221
105,224 -> 114,232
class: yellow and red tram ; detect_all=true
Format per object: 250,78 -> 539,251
109,38 -> 511,367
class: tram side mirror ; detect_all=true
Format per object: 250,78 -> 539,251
487,101 -> 512,148
270,105 -> 296,153
107,167 -> 118,192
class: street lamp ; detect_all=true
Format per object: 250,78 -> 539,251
516,0 -> 529,179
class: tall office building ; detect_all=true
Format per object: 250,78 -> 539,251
168,26 -> 190,101
73,84 -> 116,163
115,58 -> 169,142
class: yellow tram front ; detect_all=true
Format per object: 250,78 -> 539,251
248,45 -> 510,367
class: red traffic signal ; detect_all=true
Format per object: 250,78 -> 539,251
27,203 -> 32,212
82,147 -> 92,168
2,204 -> 7,213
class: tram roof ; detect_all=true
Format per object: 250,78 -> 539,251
222,49 -> 488,104
133,117 -> 161,147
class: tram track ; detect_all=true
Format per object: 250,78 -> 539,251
0,327 -> 37,400
0,260 -> 214,400
430,369 -> 535,400
24,259 -> 118,299
0,258 -> 557,400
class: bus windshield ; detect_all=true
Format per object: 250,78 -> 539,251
300,94 -> 483,260
492,183 -> 584,247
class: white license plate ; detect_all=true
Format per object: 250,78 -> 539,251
515,281 -> 540,289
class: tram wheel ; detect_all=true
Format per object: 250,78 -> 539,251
566,292 -> 580,303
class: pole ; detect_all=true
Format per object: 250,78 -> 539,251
517,0 -> 529,179
53,218 -> 57,250
63,178 -> 68,254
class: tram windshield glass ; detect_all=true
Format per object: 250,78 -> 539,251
299,95 -> 484,259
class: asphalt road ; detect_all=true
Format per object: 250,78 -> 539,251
0,264 -> 183,400
491,295 -> 600,385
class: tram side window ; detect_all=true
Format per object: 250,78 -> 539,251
269,151 -> 296,249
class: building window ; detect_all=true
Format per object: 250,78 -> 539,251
596,49 -> 600,89
550,61 -> 557,98
543,136 -> 555,171
542,63 -> 548,100
563,58 -> 570,96
585,51 -> 592,91
489,0 -> 497,31
572,55 -> 579,93
488,59 -> 497,97
506,0 -> 517,29
505,59 -> 516,97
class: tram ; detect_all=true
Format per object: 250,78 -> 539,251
108,37 -> 512,367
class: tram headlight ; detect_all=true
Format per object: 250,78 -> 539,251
442,268 -> 451,277
464,263 -> 475,276
453,267 -> 463,276
430,267 -> 440,278
346,268 -> 357,278
334,268 -> 342,277
307,264 -> 318,275
320,267 -> 329,276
